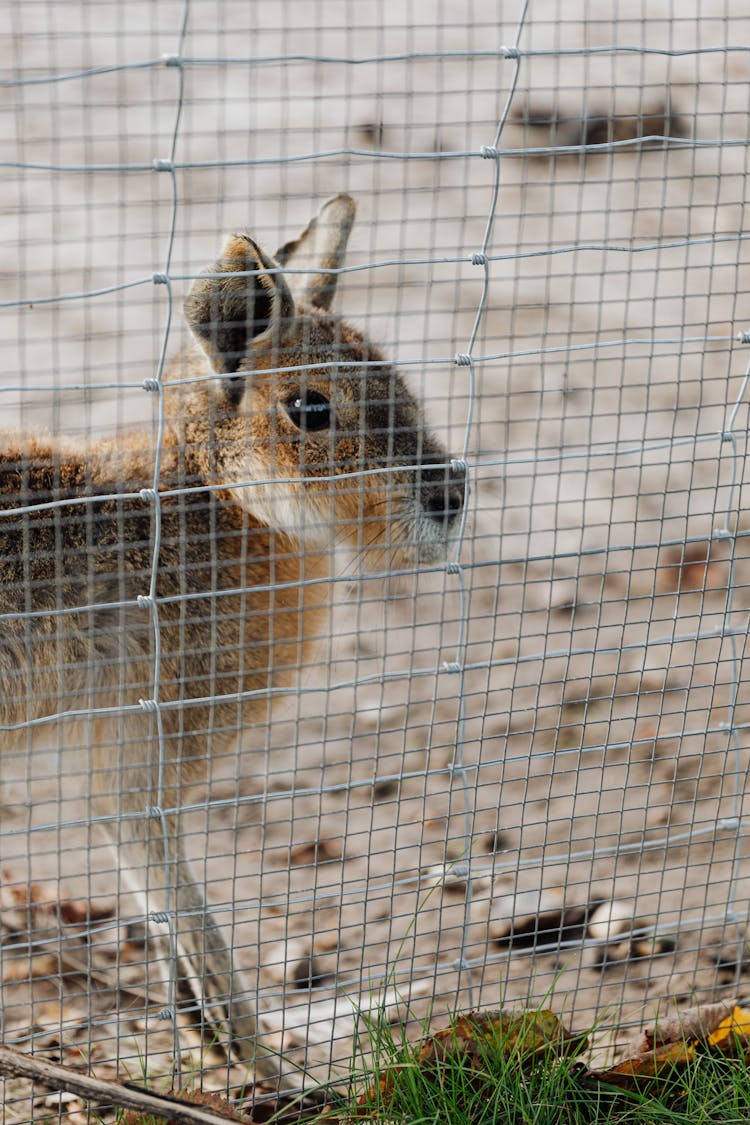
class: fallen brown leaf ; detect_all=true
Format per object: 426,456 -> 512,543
358,1009 -> 586,1110
0,950 -> 61,985
593,1001 -> 742,1090
419,1010 -> 584,1067
655,543 -> 728,595
57,897 -> 115,925
596,1039 -> 695,1088
623,1001 -> 734,1059
290,839 -> 342,866
122,1088 -> 253,1124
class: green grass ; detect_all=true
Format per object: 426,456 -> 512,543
315,1009 -> 750,1125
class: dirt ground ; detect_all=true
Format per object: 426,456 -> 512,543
4,0 -> 750,1118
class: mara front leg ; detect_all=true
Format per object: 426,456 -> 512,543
91,713 -> 290,1087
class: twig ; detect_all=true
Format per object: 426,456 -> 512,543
0,1042 -> 254,1124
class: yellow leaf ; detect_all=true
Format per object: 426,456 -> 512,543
705,1006 -> 750,1054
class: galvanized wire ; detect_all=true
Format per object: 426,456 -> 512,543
2,4 -> 750,1115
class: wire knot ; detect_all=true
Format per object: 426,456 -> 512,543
442,660 -> 462,674
498,45 -> 521,59
150,910 -> 170,924
445,561 -> 462,575
161,53 -> 182,67
158,1006 -> 175,1020
139,487 -> 158,503
152,157 -> 175,172
139,698 -> 159,714
480,145 -> 500,159
736,331 -> 750,344
451,457 -> 469,473
471,252 -> 488,266
152,272 -> 169,286
136,594 -> 154,610
455,353 -> 472,367
142,378 -> 160,392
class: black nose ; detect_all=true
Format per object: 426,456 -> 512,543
421,458 -> 466,525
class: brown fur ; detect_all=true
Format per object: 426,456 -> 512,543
0,196 -> 464,1086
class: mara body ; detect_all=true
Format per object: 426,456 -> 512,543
0,195 -> 465,1086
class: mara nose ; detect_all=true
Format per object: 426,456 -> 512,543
421,458 -> 466,526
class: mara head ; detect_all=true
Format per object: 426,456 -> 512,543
178,195 -> 465,569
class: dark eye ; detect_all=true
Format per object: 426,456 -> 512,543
284,389 -> 331,432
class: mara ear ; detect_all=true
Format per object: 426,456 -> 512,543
184,234 -> 296,376
275,193 -> 356,312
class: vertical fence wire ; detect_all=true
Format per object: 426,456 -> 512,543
444,5 -> 531,1015
719,334 -> 750,990
137,3 -> 191,1082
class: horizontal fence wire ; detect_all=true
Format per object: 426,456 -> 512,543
2,0 -> 750,1119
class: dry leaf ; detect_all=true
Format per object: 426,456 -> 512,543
1,954 -> 58,981
594,1001 -> 739,1090
597,1039 -> 695,1088
57,897 -> 115,925
418,1010 -> 584,1068
359,1009 -> 585,1109
626,1002 -> 734,1055
1,872 -> 114,936
514,100 -> 686,150
122,1088 -> 253,1124
655,543 -> 728,594
705,1006 -> 750,1055
290,839 -> 342,866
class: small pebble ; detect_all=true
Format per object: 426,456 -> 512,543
587,900 -> 633,943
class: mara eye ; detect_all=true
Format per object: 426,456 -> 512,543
284,389 -> 332,432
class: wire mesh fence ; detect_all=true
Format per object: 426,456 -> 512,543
3,0 -> 750,1118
